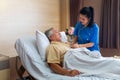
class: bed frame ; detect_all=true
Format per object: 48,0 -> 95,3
16,56 -> 35,80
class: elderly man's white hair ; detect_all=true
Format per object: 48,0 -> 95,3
45,28 -> 54,41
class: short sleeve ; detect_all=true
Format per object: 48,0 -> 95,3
90,24 -> 99,44
46,46 -> 61,64
74,22 -> 81,36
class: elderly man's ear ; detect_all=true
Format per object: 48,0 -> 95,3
49,36 -> 52,40
49,35 -> 54,41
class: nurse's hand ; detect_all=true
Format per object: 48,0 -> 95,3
71,43 -> 79,48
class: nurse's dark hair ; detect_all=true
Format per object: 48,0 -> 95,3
79,6 -> 94,27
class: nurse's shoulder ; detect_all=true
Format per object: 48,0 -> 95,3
91,23 -> 99,30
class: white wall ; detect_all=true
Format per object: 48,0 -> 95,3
60,0 -> 70,31
0,0 -> 60,57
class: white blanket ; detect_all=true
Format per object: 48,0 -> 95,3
63,48 -> 120,79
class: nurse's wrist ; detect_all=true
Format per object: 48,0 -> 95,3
79,44 -> 82,48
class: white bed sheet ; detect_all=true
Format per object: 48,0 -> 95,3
15,36 -> 115,80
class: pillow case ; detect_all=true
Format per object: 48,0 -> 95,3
36,30 -> 50,61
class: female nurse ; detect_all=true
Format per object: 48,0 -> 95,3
71,6 -> 101,57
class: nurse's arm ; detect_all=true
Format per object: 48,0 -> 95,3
71,42 -> 94,48
79,42 -> 94,48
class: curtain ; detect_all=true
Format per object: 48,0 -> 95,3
70,0 -> 83,27
100,0 -> 120,48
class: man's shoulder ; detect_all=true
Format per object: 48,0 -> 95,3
46,44 -> 54,53
47,42 -> 57,50
47,44 -> 54,49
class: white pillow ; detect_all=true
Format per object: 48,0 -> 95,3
36,30 -> 50,61
60,31 -> 67,43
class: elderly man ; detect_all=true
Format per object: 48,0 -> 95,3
45,28 -> 80,77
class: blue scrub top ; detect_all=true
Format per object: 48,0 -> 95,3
74,22 -> 100,51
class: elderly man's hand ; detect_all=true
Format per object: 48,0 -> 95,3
68,69 -> 80,76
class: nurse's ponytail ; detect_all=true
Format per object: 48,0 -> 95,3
89,6 -> 94,27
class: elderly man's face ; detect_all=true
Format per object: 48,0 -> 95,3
50,28 -> 61,41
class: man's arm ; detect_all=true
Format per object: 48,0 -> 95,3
49,63 -> 80,76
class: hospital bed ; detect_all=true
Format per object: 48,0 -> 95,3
15,32 -> 114,80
